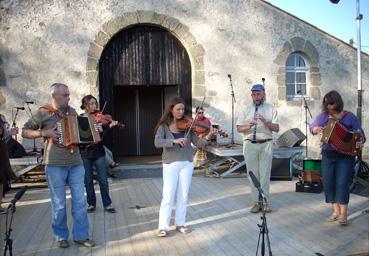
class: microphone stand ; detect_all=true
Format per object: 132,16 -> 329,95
301,94 -> 312,158
256,189 -> 272,256
3,186 -> 27,256
25,102 -> 39,153
3,204 -> 16,256
249,171 -> 272,255
11,109 -> 21,141
228,75 -> 236,145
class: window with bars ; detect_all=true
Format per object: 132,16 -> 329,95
285,53 -> 309,100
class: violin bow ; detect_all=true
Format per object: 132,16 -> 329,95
101,101 -> 107,113
184,96 -> 206,139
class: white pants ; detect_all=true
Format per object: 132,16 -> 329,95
158,161 -> 194,230
243,141 -> 273,204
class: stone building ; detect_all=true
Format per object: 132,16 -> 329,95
1,0 -> 368,158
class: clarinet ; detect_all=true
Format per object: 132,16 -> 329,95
252,101 -> 260,141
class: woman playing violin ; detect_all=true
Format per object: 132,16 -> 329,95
80,95 -> 117,214
154,96 -> 216,237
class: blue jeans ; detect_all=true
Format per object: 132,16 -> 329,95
321,155 -> 355,204
83,156 -> 112,208
45,165 -> 89,241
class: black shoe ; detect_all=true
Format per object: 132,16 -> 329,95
57,240 -> 69,248
74,239 -> 95,248
105,205 -> 116,213
87,205 -> 95,213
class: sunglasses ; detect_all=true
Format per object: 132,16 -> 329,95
198,112 -> 204,114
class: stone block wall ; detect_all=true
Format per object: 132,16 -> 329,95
0,0 -> 368,157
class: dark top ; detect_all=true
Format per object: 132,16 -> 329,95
0,119 -> 16,185
172,131 -> 186,139
79,113 -> 105,160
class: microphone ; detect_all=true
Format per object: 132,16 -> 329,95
9,186 -> 27,207
14,107 -> 25,110
227,74 -> 231,79
24,101 -> 35,104
248,171 -> 266,200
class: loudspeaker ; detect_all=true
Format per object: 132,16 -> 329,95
271,158 -> 292,180
276,128 -> 306,147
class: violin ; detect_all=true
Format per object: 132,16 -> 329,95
176,117 -> 209,135
176,116 -> 228,138
93,111 -> 125,129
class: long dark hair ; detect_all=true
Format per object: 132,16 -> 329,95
322,90 -> 344,113
155,96 -> 185,131
80,95 -> 98,110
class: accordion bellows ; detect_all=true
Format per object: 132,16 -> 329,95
321,119 -> 362,156
57,115 -> 101,147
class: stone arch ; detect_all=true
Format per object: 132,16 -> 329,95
274,37 -> 322,103
85,11 -> 205,103
0,55 -> 6,106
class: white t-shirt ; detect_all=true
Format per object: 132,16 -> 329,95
236,102 -> 278,141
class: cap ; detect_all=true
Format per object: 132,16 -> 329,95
251,84 -> 265,92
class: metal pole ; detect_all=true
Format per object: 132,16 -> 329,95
356,0 -> 363,124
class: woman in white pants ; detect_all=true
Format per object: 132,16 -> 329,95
154,97 -> 215,237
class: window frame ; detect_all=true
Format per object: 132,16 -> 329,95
285,53 -> 310,100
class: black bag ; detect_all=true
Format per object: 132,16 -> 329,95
350,160 -> 369,198
6,137 -> 27,158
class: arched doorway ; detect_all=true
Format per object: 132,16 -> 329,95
99,25 -> 192,157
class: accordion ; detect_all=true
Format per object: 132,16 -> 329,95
321,119 -> 362,156
56,115 -> 101,147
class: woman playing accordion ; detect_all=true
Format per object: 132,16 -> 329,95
310,90 -> 365,226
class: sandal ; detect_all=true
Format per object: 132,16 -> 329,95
325,213 -> 339,222
109,162 -> 120,168
338,216 -> 348,226
87,205 -> 96,213
104,205 -> 116,213
176,226 -> 192,234
157,230 -> 168,237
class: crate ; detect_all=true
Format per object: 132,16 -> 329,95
295,181 -> 323,193
303,159 -> 321,173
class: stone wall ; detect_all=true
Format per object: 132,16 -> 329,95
1,0 -> 368,157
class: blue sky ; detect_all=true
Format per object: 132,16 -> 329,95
267,0 -> 369,54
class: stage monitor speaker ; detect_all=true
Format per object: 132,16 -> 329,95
271,158 -> 292,180
276,128 -> 306,147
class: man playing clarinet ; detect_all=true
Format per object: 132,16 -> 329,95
236,84 -> 279,213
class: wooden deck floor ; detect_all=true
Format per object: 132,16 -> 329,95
0,175 -> 368,256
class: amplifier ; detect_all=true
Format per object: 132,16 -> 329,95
276,128 -> 306,147
271,158 -> 292,180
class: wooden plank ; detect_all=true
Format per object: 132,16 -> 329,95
107,181 -> 136,256
118,180 -> 152,256
1,176 -> 368,255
